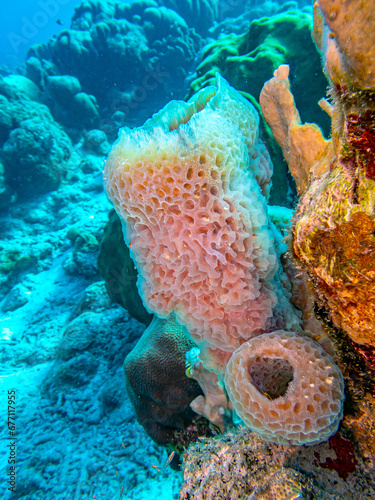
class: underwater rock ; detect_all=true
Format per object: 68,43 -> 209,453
0,95 -> 13,145
57,311 -> 102,361
98,209 -> 152,325
0,74 -> 40,102
63,226 -> 101,278
0,83 -> 55,147
180,426 -> 374,499
46,75 -> 82,105
71,92 -> 99,126
9,466 -> 46,500
0,244 -> 37,300
248,467 -> 306,500
63,249 -> 99,278
0,160 -> 13,211
51,352 -> 100,388
160,0 -> 217,35
46,74 -> 99,127
1,283 -> 30,312
67,226 -> 99,253
75,281 -> 112,314
83,129 -> 110,156
98,377 -> 126,415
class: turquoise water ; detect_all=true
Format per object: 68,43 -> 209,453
1,1 -> 373,499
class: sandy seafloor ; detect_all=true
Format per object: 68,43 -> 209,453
0,156 -> 181,499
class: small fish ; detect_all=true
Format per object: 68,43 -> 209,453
121,442 -> 126,448
56,19 -> 63,25
118,486 -> 124,499
151,464 -> 161,472
164,451 -> 175,469
289,494 -> 302,500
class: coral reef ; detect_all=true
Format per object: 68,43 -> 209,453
2,118 -> 72,198
260,2 -> 375,351
46,75 -> 99,128
0,75 -> 74,202
189,9 -> 329,134
123,315 -> 209,450
188,9 -> 329,205
104,73 -> 344,445
158,0 -> 217,35
25,0 -> 205,130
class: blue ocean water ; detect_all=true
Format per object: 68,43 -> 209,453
0,1 -> 78,68
0,1 -> 373,499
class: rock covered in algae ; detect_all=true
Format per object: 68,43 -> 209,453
260,3 -> 375,348
292,156 -> 375,346
180,426 -> 372,499
313,0 -> 375,88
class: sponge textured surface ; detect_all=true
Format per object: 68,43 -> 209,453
224,331 -> 344,445
104,75 -> 300,361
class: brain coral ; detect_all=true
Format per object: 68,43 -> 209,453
124,315 -> 204,446
225,332 -> 344,446
104,73 -> 302,370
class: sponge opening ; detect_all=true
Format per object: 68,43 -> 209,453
168,86 -> 216,131
248,356 -> 294,400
